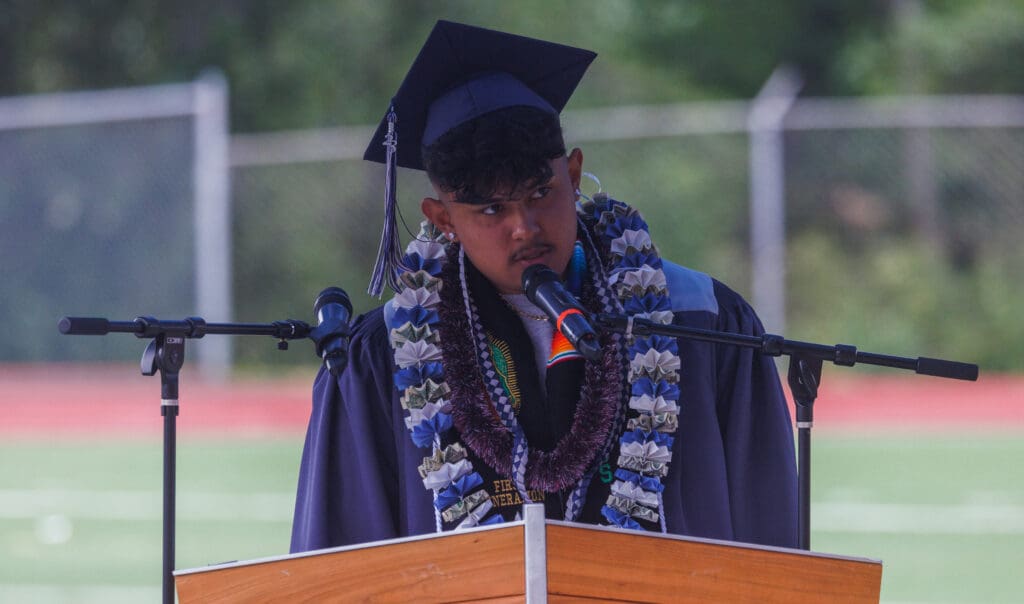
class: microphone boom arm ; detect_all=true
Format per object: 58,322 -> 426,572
592,313 -> 978,381
593,311 -> 979,552
59,316 -> 313,342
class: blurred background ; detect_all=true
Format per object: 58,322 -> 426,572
1,1 -> 1022,602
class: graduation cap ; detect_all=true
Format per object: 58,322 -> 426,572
365,20 -> 597,296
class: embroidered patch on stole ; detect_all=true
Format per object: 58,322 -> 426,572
486,334 -> 520,412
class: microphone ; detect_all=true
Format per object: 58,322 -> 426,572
310,286 -> 353,376
521,264 -> 602,362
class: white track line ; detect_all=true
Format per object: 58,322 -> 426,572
0,584 -> 160,604
813,501 -> 1024,535
2,489 -> 1022,534
0,489 -> 293,522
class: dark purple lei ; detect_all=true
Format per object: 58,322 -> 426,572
389,197 -> 678,530
438,242 -> 624,493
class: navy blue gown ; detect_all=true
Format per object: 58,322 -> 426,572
290,260 -> 798,552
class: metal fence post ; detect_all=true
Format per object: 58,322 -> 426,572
193,70 -> 233,379
748,67 -> 802,334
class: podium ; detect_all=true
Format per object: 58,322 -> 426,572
174,505 -> 881,603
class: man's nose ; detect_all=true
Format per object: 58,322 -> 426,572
510,206 -> 541,239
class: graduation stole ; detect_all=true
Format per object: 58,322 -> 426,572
386,195 -> 681,531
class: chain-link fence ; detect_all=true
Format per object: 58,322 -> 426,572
0,76 -> 232,372
231,96 -> 1024,371
4,81 -> 1021,371
784,119 -> 1024,369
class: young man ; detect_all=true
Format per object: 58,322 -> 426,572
291,20 -> 797,552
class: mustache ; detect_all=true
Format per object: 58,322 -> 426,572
510,244 -> 553,263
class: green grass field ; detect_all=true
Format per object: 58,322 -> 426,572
1,432 -> 1022,603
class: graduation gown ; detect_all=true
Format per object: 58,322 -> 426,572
290,260 -> 798,552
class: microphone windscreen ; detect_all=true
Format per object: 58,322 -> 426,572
314,287 -> 352,316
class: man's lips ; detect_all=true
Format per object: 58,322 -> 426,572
511,245 -> 553,263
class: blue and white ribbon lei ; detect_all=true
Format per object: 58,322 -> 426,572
386,194 -> 681,533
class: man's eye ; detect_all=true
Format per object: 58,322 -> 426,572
531,187 -> 552,200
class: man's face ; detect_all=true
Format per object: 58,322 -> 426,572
422,149 -> 583,294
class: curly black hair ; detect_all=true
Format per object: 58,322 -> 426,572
421,105 -> 566,204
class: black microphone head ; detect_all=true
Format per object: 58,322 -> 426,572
521,264 -> 559,298
313,286 -> 352,316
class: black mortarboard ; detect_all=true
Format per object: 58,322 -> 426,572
365,20 -> 596,296
364,20 -> 597,170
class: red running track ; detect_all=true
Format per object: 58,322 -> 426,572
1,363 -> 1021,438
0,364 -> 313,438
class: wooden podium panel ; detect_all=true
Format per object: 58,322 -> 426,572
545,522 -> 881,603
175,524 -> 527,603
175,506 -> 881,603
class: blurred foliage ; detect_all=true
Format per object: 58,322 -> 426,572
840,0 -> 1024,94
615,1 -> 891,97
6,0 -> 1023,120
0,1 -> 897,130
788,233 -> 1024,370
2,1 -> 1023,371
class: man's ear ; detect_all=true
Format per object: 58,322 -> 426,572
421,196 -> 452,232
567,147 -> 584,193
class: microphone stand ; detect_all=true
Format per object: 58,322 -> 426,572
592,313 -> 979,551
58,316 -> 313,604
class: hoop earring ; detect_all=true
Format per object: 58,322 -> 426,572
577,172 -> 603,203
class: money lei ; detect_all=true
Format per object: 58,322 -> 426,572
581,196 -> 681,531
387,195 -> 681,533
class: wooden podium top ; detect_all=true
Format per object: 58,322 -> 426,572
175,506 -> 881,603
